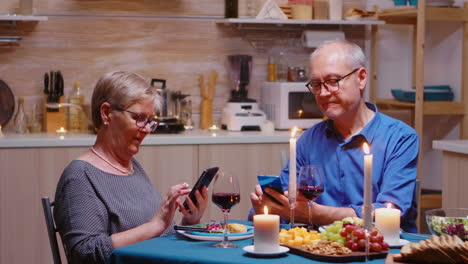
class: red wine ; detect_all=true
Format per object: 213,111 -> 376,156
298,186 -> 323,200
212,192 -> 240,210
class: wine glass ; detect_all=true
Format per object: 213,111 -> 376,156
298,165 -> 324,230
211,171 -> 240,248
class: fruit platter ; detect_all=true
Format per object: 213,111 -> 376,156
279,217 -> 389,262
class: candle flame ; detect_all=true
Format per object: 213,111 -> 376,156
386,202 -> 393,209
264,206 -> 269,215
290,126 -> 298,138
362,142 -> 370,155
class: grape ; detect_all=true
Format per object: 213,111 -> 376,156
371,242 -> 382,252
320,219 -> 389,253
381,241 -> 390,251
353,229 -> 365,239
339,229 -> 348,237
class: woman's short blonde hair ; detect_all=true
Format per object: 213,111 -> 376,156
91,70 -> 162,129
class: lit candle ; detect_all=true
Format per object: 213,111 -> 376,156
56,127 -> 67,139
253,206 -> 280,253
289,127 -> 298,200
375,204 -> 401,244
362,142 -> 373,231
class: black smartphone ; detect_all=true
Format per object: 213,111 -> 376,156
257,175 -> 284,205
183,167 -> 219,211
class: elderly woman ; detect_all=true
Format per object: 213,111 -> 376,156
53,71 -> 208,264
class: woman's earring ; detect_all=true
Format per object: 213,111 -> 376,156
104,121 -> 109,125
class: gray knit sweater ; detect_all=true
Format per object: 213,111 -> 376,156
53,159 -> 174,264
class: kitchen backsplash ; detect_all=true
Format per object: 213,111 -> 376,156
0,0 -> 365,131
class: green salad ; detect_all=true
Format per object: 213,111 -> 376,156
427,215 -> 468,241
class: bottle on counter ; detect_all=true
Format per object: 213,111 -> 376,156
14,97 -> 29,134
276,52 -> 288,82
29,104 -> 43,133
267,56 -> 277,82
68,81 -> 85,132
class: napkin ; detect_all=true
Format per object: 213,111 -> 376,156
256,0 -> 288,20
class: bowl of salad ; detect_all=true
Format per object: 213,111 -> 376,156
425,208 -> 468,241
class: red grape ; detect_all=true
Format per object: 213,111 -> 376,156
345,225 -> 357,233
353,229 -> 365,239
370,229 -> 379,236
381,242 -> 390,251
371,242 -> 382,252
351,243 -> 359,251
358,238 -> 366,249
339,228 -> 348,237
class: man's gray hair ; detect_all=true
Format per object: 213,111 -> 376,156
310,40 -> 366,70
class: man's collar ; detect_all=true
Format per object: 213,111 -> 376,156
325,102 -> 380,147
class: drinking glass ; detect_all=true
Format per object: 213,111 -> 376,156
211,171 -> 240,248
297,165 -> 324,230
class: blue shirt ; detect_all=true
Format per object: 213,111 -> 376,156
280,103 -> 419,232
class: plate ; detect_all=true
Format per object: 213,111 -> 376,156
0,80 -> 15,127
176,224 -> 254,241
177,230 -> 254,241
286,245 -> 388,262
389,239 -> 410,248
243,245 -> 289,256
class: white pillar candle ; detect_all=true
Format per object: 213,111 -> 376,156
362,143 -> 373,231
375,205 -> 401,245
254,206 -> 280,253
289,127 -> 298,200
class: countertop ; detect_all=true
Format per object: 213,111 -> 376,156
432,139 -> 468,155
0,129 -> 291,148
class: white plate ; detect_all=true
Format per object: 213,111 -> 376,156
389,238 -> 410,248
243,245 -> 289,256
177,230 -> 254,241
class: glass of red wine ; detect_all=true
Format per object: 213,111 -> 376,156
298,165 -> 324,230
211,171 -> 240,248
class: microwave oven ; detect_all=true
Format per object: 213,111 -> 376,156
261,82 -> 323,130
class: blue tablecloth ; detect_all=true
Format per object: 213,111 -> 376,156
110,221 -> 428,264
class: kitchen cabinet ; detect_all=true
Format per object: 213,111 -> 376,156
0,14 -> 47,44
0,142 -> 287,264
370,2 -> 468,230
370,2 -> 468,178
216,18 -> 384,51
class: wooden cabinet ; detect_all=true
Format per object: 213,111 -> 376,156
370,2 -> 468,180
370,2 -> 468,230
0,142 -> 287,264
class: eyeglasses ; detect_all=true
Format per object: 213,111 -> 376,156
305,68 -> 360,95
113,106 -> 159,132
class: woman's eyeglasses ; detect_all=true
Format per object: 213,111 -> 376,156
113,106 -> 159,132
305,68 -> 359,95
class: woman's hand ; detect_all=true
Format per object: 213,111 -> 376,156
151,183 -> 191,233
179,186 -> 208,225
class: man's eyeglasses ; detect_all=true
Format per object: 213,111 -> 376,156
113,106 -> 159,132
305,68 -> 360,95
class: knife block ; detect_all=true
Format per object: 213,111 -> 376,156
43,96 -> 67,133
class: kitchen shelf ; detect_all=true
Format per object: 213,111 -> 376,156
376,6 -> 467,23
0,14 -> 48,21
218,18 -> 385,26
376,99 -> 465,115
217,18 -> 384,51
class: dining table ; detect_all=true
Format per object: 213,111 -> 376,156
110,221 -> 429,264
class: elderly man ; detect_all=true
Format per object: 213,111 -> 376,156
250,40 -> 418,232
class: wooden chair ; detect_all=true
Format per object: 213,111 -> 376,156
41,197 -> 67,264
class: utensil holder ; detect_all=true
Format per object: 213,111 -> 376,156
200,98 -> 213,129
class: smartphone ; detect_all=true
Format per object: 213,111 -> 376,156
183,167 -> 219,211
257,175 -> 284,205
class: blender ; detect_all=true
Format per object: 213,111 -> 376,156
221,55 -> 266,131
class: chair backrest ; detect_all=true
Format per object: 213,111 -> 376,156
41,197 -> 63,264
